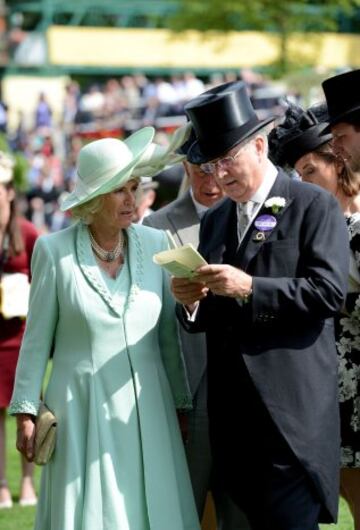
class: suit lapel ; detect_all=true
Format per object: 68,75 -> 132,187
238,171 -> 293,270
167,191 -> 200,248
205,198 -> 237,264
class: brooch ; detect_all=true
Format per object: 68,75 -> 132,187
253,231 -> 266,242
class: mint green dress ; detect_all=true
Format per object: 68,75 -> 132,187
10,221 -> 199,530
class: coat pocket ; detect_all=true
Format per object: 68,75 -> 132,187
255,238 -> 299,276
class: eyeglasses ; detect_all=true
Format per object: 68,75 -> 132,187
200,145 -> 243,175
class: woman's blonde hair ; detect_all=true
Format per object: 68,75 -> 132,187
71,195 -> 105,224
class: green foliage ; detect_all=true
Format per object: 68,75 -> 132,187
170,0 -> 360,32
12,153 -> 29,193
168,0 -> 360,75
0,133 -> 29,192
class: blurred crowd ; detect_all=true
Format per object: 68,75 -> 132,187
3,69 -> 300,233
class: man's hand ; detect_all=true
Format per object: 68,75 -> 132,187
16,414 -> 36,462
195,264 -> 253,298
171,276 -> 209,308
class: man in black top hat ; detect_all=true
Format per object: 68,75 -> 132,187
171,80 -> 349,530
322,69 -> 360,172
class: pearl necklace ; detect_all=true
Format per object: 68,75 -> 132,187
89,229 -> 125,262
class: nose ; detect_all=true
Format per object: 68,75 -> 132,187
124,189 -> 136,205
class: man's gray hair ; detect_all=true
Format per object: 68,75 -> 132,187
240,127 -> 269,156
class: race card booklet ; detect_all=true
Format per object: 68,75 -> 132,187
153,232 -> 207,278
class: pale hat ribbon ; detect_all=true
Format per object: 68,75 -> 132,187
132,122 -> 192,178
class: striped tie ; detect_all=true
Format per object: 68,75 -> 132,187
237,201 -> 254,244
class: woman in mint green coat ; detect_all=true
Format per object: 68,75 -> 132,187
9,126 -> 200,530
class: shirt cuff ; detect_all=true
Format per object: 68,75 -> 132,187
183,302 -> 200,321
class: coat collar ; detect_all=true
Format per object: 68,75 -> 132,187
76,222 -> 143,317
167,191 -> 200,247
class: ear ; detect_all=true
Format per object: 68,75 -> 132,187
145,189 -> 156,208
254,134 -> 266,159
183,161 -> 190,177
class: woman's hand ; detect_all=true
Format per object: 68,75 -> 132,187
16,414 -> 36,462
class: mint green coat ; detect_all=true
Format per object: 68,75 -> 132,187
10,221 -> 200,530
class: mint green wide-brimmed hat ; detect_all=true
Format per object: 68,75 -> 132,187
60,127 -> 155,211
60,122 -> 193,212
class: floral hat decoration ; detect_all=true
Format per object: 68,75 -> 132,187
268,102 -> 332,169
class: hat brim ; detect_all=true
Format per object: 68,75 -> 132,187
187,116 -> 274,164
61,127 -> 155,211
323,105 -> 360,133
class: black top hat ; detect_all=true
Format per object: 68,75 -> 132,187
322,69 -> 360,127
184,81 -> 274,164
176,126 -> 197,157
268,103 -> 332,168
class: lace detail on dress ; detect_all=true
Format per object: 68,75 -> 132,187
8,399 -> 39,416
126,224 -> 144,310
76,222 -> 144,317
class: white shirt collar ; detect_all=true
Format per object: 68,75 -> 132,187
250,161 -> 278,205
236,161 -> 278,244
190,188 -> 208,218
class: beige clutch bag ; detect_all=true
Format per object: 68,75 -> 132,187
34,403 -> 57,466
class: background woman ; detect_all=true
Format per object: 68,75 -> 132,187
269,104 -> 360,529
0,151 -> 38,508
9,126 -> 200,530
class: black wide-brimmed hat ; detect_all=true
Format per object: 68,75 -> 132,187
268,103 -> 332,168
184,81 -> 274,164
322,69 -> 360,127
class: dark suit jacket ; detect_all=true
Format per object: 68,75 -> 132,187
178,170 -> 349,523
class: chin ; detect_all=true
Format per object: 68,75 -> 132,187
119,220 -> 133,230
228,193 -> 245,203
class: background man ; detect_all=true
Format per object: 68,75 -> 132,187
322,68 -> 360,173
172,81 -> 349,530
134,176 -> 158,223
144,134 -> 250,530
